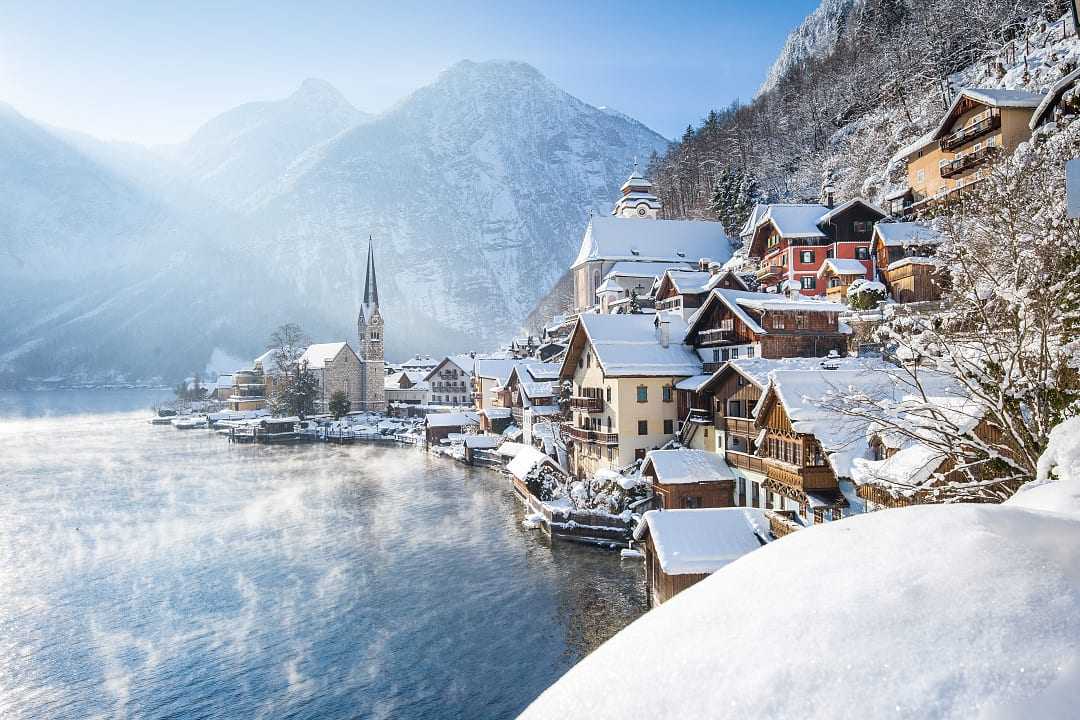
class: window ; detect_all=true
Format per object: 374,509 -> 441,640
801,276 -> 816,290
605,387 -> 611,402
747,346 -> 755,358
664,419 -> 674,434
916,168 -> 926,184
832,508 -> 843,521
773,314 -> 785,330
636,386 -> 648,403
825,247 -> 834,259
712,349 -> 720,362
721,349 -> 730,361
638,420 -> 648,435
727,400 -> 743,417
586,353 -> 591,368
751,482 -> 760,508
635,448 -> 647,461
608,447 -> 616,461
796,312 -> 808,329
682,496 -> 703,509
855,246 -> 870,260
800,250 -> 814,264
719,318 -> 734,332
662,385 -> 673,403
731,347 -> 740,359
854,221 -> 872,234
606,417 -> 612,432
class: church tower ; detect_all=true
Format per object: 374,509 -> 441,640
357,236 -> 387,412
612,162 -> 662,218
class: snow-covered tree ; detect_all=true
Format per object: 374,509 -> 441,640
268,323 -> 318,419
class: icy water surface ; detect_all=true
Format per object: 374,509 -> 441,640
0,390 -> 646,719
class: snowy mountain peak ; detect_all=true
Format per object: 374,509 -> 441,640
758,0 -> 858,96
289,77 -> 356,111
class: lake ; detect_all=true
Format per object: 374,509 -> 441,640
0,390 -> 645,719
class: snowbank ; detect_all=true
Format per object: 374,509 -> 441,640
1006,416 -> 1080,517
522,504 -> 1080,719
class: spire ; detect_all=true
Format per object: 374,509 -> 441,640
363,235 -> 379,307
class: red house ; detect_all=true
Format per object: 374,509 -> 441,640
746,199 -> 888,296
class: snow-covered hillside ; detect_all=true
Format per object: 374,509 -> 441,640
0,64 -> 668,386
757,0 -> 857,95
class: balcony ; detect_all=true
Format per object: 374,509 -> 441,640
939,145 -> 997,179
570,396 -> 603,412
702,361 -> 722,373
721,417 -> 755,435
939,111 -> 1000,152
764,458 -> 837,492
725,450 -> 767,474
756,264 -> 784,281
696,327 -> 735,347
564,425 -> 619,445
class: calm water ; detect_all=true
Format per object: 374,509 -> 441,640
0,390 -> 645,719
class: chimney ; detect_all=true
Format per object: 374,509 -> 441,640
656,315 -> 671,348
821,184 -> 836,209
698,257 -> 712,271
708,261 -> 722,276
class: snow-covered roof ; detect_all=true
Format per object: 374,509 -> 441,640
632,508 -> 769,576
476,358 -> 523,383
483,407 -> 512,419
817,258 -> 868,277
298,342 -> 351,370
887,257 -> 938,272
463,435 -> 502,450
960,87 -> 1042,108
523,363 -> 560,381
642,449 -> 738,485
520,381 -> 557,399
522,503 -> 1080,718
507,445 -> 566,482
874,221 -> 944,247
674,374 -> 712,392
1030,66 -> 1080,129
890,129 -> 937,163
664,270 -> 712,294
572,313 -> 701,377
738,203 -> 769,238
850,443 -> 948,493
572,216 -> 732,269
426,412 -> 481,428
602,260 -> 694,278
758,204 -> 830,238
732,295 -> 845,313
817,198 -> 887,226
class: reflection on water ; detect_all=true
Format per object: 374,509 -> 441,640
0,391 -> 645,719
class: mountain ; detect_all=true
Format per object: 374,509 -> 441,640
245,60 -> 669,355
757,0 -> 857,95
1,65 -> 668,386
162,78 -> 370,209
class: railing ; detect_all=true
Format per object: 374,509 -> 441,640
939,145 -> 996,178
512,407 -> 524,425
726,451 -> 767,474
570,396 -> 603,412
655,297 -> 683,312
765,509 -> 802,539
722,417 -> 755,435
756,264 -> 784,280
939,111 -> 1000,152
897,178 -> 987,220
564,425 -> 619,445
765,458 -> 837,491
702,361 -> 722,373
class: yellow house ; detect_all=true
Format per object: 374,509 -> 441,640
559,312 -> 702,478
889,87 -> 1041,217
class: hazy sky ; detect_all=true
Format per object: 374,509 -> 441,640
0,0 -> 818,145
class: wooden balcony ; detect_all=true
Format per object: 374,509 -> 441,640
564,425 -> 619,445
726,451 -> 767,474
765,458 -> 837,492
765,509 -> 802,539
721,416 -> 755,435
756,264 -> 784,281
570,396 -> 603,412
939,145 -> 996,178
939,112 -> 1000,152
702,361 -> 722,373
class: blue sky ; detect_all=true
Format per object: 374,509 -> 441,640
0,0 -> 818,144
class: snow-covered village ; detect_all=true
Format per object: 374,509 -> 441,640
3,1 -> 1080,719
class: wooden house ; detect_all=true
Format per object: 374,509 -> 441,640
684,288 -> 849,372
632,508 -> 769,605
744,199 -> 886,295
640,449 -> 737,510
890,88 -> 1041,218
817,258 -> 873,303
653,262 -> 751,319
424,411 -> 481,446
871,222 -> 947,303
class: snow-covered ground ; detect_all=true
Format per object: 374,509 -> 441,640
523,499 -> 1080,718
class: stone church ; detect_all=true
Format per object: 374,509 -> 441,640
357,237 -> 387,412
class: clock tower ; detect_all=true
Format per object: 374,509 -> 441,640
357,236 -> 387,412
612,162 -> 662,218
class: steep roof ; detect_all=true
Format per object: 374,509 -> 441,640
738,203 -> 769,238
1030,67 -> 1080,129
563,312 -> 701,378
632,508 -> 769,575
686,288 -> 844,340
299,342 -> 353,370
759,204 -> 830,238
475,358 -> 525,383
572,216 -> 732,269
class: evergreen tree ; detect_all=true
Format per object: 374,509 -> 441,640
328,390 -> 351,419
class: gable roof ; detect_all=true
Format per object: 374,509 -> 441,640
686,288 -> 844,340
299,342 -> 353,370
560,312 -> 701,378
632,508 -> 769,576
738,203 -> 769,238
642,449 -> 738,485
930,87 -> 1042,141
873,221 -> 944,248
816,198 -> 887,226
818,258 -> 869,277
572,216 -> 733,269
759,204 -> 830,238
476,358 -> 525,384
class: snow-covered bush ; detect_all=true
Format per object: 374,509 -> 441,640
847,279 -> 888,310
566,470 -> 647,516
524,464 -> 566,502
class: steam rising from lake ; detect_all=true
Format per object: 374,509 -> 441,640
0,392 -> 644,719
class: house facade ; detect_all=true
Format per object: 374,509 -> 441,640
559,313 -> 700,477
425,355 -> 475,407
871,222 -> 947,303
299,342 -> 363,414
384,370 -> 432,406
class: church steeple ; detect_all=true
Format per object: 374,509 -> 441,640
363,235 -> 379,308
612,161 -> 662,218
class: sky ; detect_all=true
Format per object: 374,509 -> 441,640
0,0 -> 819,145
